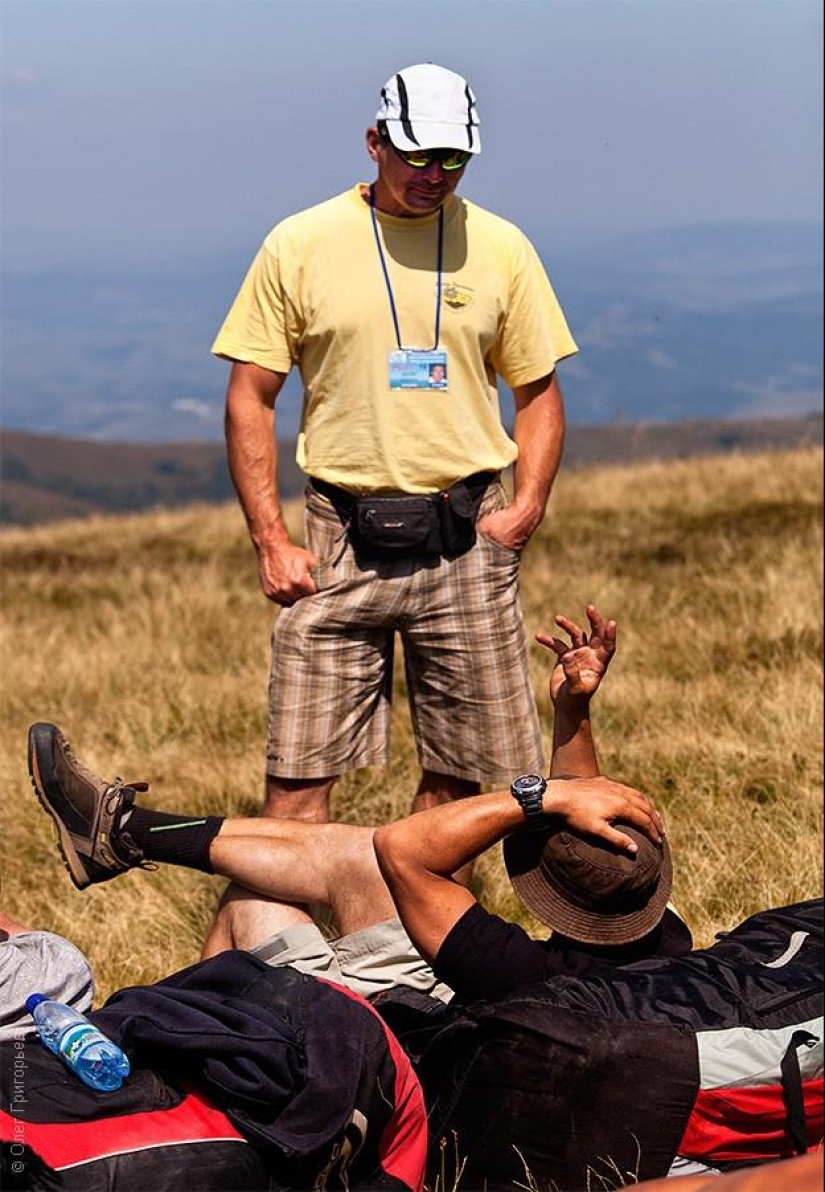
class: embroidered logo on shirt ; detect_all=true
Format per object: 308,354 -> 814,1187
442,284 -> 475,310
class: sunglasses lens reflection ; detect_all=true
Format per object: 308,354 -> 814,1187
399,149 -> 471,171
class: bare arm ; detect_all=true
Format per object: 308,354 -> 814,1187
374,777 -> 663,965
374,607 -> 659,964
224,361 -> 318,605
478,371 -> 565,551
537,605 -> 618,779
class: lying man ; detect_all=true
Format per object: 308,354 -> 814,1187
20,606 -> 822,1190
25,607 -> 677,1009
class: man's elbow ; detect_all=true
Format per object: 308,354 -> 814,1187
373,822 -> 410,892
542,371 -> 566,421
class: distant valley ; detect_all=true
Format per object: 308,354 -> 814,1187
2,415 -> 822,526
1,222 -> 822,445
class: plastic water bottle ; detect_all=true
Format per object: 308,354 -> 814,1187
26,993 -> 131,1092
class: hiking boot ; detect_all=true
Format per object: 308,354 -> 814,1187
28,722 -> 148,890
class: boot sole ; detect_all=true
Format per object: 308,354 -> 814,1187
28,723 -> 92,891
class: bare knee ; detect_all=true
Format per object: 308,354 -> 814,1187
201,885 -> 313,959
263,775 -> 336,822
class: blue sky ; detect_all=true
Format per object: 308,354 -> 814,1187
2,0 -> 822,272
1,0 -> 822,439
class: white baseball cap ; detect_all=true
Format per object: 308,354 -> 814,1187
376,63 -> 481,155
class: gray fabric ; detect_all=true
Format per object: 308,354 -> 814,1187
0,930 -> 94,1039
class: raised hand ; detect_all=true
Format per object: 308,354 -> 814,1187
536,604 -> 617,704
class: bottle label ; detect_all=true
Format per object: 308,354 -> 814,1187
61,1024 -> 98,1063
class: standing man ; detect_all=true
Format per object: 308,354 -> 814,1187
211,62 -> 577,935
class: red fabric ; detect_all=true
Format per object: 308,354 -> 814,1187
0,1093 -> 246,1169
319,979 -> 428,1192
679,1078 -> 824,1163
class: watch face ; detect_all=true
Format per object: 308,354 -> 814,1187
512,773 -> 545,796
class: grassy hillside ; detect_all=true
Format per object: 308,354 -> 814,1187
0,447 -> 822,1003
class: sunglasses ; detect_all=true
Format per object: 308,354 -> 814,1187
378,124 -> 472,172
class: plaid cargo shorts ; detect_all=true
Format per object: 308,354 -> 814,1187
266,480 -> 544,784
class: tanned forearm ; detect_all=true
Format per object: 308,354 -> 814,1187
550,691 -> 600,779
375,777 -> 663,964
224,361 -> 318,604
478,373 -> 565,551
509,372 -> 565,540
224,363 -> 289,549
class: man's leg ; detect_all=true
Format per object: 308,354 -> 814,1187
27,721 -> 395,943
411,770 -> 480,887
404,482 -> 545,792
262,776 -> 334,823
202,774 -> 336,957
210,817 -> 397,933
411,770 -> 480,815
200,887 -> 313,957
202,812 -> 397,956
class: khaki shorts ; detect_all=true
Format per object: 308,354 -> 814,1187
249,917 -> 453,1003
266,482 -> 544,783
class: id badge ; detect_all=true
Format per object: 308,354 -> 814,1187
388,349 -> 449,391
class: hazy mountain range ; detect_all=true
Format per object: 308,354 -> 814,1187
3,415 -> 822,526
2,221 -> 822,443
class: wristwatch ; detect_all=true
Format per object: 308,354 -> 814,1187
510,773 -> 548,831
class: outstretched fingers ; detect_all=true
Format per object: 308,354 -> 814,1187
537,606 -> 617,662
535,633 -> 571,659
554,613 -> 586,647
587,604 -> 617,651
585,603 -> 606,637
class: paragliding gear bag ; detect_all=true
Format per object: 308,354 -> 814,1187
311,472 -> 496,560
374,899 -> 824,1191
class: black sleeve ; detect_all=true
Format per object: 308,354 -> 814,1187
432,905 -> 694,1004
433,903 -> 566,1002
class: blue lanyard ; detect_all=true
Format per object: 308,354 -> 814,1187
369,186 -> 444,351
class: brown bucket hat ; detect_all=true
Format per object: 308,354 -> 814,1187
502,822 -> 672,945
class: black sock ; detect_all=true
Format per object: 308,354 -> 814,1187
117,807 -> 224,873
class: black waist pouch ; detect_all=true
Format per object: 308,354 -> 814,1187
352,495 -> 441,557
436,476 -> 488,557
341,473 -> 494,561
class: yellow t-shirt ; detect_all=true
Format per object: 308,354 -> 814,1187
212,185 -> 577,493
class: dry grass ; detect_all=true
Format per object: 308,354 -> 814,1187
1,448 -> 822,1000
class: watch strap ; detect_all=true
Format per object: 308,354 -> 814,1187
510,774 -> 548,831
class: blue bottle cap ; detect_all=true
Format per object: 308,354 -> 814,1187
26,993 -> 48,1014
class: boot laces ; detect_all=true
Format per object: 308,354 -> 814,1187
103,780 -> 156,871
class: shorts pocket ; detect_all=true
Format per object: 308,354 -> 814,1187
477,526 -> 521,562
305,500 -> 347,594
309,559 -> 332,593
